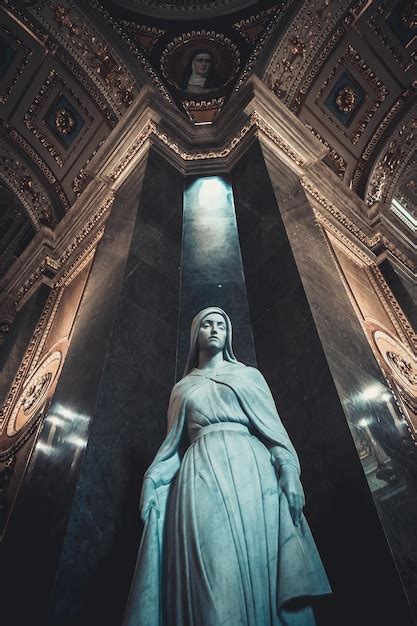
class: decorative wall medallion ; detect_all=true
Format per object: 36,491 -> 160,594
161,31 -> 240,96
6,350 -> 62,437
373,329 -> 417,400
44,94 -> 85,147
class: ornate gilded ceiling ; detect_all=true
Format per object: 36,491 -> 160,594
111,0 -> 257,19
0,0 -> 415,287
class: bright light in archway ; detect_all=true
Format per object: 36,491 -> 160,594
198,177 -> 227,211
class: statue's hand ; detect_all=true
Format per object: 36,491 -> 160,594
279,465 -> 305,527
140,477 -> 159,522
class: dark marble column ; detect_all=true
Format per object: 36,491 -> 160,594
0,149 -> 183,626
48,151 -> 183,626
231,143 -> 416,626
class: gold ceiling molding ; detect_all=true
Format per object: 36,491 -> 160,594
263,0 -> 359,109
108,109 -> 305,183
302,178 -> 415,274
0,20 -> 32,105
0,139 -> 54,229
351,91 -> 410,193
366,265 -> 417,352
366,108 -> 417,208
3,121 -> 70,212
13,192 -> 114,305
31,1 -> 140,115
304,123 -> 346,179
72,140 -> 106,196
316,44 -> 388,147
301,178 -> 380,246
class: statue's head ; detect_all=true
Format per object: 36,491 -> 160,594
184,307 -> 237,376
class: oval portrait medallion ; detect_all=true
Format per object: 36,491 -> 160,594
161,31 -> 240,95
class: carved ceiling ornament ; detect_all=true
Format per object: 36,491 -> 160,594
85,0 -> 172,104
0,139 -> 54,228
0,121 -> 70,212
232,7 -> 276,44
316,45 -> 388,146
366,1 -> 416,73
109,0 -> 256,19
30,1 -> 140,114
23,68 -> 94,169
366,107 -> 417,211
335,84 -> 358,113
263,0 -> 361,110
54,106 -> 75,135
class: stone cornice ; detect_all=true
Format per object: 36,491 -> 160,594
0,76 -> 414,329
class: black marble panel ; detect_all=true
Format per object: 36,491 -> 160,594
232,143 -> 416,626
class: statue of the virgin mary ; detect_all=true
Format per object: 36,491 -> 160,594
123,307 -> 331,626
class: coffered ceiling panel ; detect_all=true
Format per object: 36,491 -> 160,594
0,11 -> 45,118
302,32 -> 400,158
11,58 -> 108,179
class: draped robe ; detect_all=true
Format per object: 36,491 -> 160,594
123,362 -> 330,626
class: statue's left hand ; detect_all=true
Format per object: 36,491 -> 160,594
279,465 -> 305,527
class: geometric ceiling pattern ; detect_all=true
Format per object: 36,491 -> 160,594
0,0 -> 415,282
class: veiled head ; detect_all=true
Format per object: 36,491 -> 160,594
183,307 -> 237,376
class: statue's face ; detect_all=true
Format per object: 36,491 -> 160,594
192,53 -> 212,77
198,313 -> 227,353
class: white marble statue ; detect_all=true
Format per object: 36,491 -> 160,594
123,306 -> 331,626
